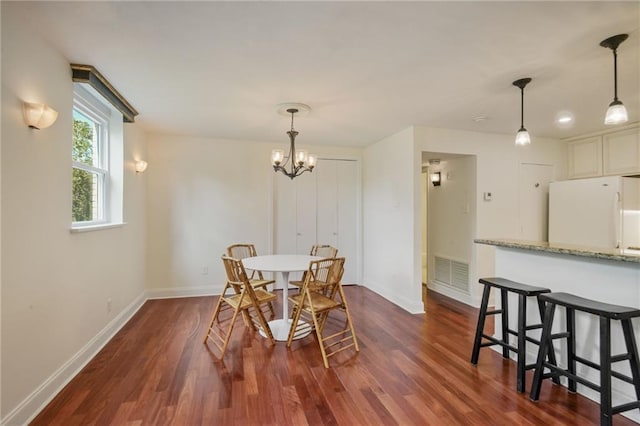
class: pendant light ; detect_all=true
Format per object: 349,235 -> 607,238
271,103 -> 316,179
513,77 -> 532,146
600,34 -> 629,125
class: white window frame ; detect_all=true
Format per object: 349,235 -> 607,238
71,85 -> 123,231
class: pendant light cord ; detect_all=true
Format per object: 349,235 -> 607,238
613,48 -> 619,102
520,87 -> 525,129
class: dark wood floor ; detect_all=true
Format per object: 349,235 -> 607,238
32,287 -> 638,425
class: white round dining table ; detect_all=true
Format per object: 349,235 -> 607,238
242,254 -> 321,341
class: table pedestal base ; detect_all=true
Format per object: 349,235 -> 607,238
259,318 -> 312,341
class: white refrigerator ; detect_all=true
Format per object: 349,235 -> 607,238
548,176 -> 640,249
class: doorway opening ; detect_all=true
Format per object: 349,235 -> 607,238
421,152 -> 477,308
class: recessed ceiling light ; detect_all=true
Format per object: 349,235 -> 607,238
555,111 -> 575,128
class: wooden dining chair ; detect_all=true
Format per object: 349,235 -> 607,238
289,244 -> 338,290
203,256 -> 276,358
286,257 -> 359,368
227,243 -> 275,316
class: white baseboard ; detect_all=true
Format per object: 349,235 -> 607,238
2,291 -> 147,426
146,284 -> 223,300
363,282 -> 424,314
428,281 -> 475,307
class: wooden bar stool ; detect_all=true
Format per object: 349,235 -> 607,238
530,292 -> 640,426
471,277 -> 558,393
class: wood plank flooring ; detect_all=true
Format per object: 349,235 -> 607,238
31,287 -> 638,425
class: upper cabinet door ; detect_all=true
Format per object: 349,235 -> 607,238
567,136 -> 602,179
603,128 -> 640,176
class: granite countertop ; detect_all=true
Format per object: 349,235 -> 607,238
475,238 -> 640,264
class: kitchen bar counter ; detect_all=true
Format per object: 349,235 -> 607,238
475,238 -> 639,422
475,238 -> 640,263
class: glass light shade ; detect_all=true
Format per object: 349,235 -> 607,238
604,102 -> 628,125
307,154 -> 317,168
23,102 -> 58,130
515,128 -> 531,146
135,160 -> 148,173
430,172 -> 441,186
271,149 -> 284,165
295,150 -> 307,165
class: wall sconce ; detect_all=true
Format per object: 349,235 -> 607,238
431,172 -> 441,186
23,102 -> 58,130
135,160 -> 148,173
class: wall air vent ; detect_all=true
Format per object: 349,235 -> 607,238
434,256 -> 469,293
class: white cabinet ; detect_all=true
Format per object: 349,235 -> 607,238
603,128 -> 640,175
568,137 -> 602,178
274,158 -> 359,284
567,125 -> 640,179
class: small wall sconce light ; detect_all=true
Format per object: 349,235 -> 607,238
135,160 -> 148,173
431,172 -> 441,186
23,102 -> 58,130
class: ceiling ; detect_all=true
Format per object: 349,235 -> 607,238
10,1 -> 640,147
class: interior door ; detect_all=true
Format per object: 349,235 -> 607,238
275,158 -> 359,284
316,159 -> 338,247
295,172 -> 317,254
336,160 -> 358,283
274,171 -> 316,255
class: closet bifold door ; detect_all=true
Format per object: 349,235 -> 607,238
274,158 -> 359,284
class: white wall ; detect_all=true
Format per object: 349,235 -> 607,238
363,125 -> 566,312
415,126 -> 567,306
145,133 -> 362,297
362,127 -> 424,313
1,4 -> 147,423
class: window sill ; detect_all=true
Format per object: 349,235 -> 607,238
70,222 -> 127,233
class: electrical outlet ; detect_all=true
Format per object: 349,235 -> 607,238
202,266 -> 209,275
107,298 -> 112,312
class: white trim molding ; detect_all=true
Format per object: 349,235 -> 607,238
2,291 -> 147,426
146,285 -> 223,300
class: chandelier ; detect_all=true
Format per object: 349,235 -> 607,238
271,103 -> 316,179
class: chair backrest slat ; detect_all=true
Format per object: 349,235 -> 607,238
227,244 -> 262,280
310,245 -> 338,258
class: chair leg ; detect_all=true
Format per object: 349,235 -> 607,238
286,295 -> 306,347
536,297 -> 560,385
471,284 -> 491,364
218,306 -> 242,358
567,307 -> 577,393
249,305 -> 275,345
530,301 -> 556,401
311,308 -> 331,368
516,294 -> 526,393
600,316 -> 612,426
621,319 -> 640,400
337,285 -> 360,352
203,296 -> 225,344
501,289 -> 509,359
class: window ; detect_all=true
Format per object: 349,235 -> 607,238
71,85 -> 124,230
72,98 -> 109,224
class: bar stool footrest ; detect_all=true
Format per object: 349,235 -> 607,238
480,334 -> 517,353
612,401 -> 640,415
